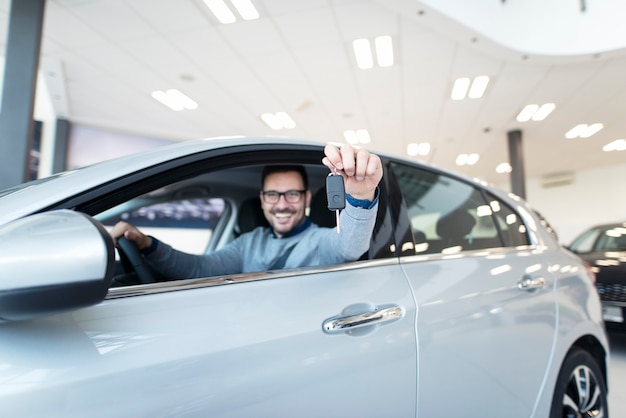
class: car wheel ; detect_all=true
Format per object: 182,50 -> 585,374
549,348 -> 608,418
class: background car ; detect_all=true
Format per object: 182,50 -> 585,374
568,222 -> 626,329
0,137 -> 609,417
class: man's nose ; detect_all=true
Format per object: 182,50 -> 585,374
275,194 -> 290,206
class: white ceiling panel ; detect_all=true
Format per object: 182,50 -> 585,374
4,0 -> 621,187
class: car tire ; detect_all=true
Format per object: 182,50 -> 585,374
549,348 -> 608,418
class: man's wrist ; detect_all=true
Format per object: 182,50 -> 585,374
140,236 -> 159,255
346,188 -> 379,209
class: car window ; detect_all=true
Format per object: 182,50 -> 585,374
569,227 -> 603,252
97,198 -> 227,254
572,224 -> 626,251
390,162 -> 507,254
484,192 -> 531,247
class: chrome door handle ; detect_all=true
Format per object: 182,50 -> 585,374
323,304 -> 405,335
517,276 -> 545,291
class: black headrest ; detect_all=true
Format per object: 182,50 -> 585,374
310,187 -> 336,228
436,209 -> 476,241
237,197 -> 269,235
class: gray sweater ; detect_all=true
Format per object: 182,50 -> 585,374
146,201 -> 378,279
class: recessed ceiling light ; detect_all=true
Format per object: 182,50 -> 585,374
261,112 -> 295,130
344,129 -> 370,144
353,39 -> 373,69
565,123 -> 603,139
516,103 -> 556,122
151,89 -> 198,111
496,162 -> 512,173
532,103 -> 555,121
603,139 -> 626,151
468,75 -> 489,99
451,78 -> 470,100
407,142 -> 431,156
375,35 -> 394,67
203,0 -> 236,24
353,36 -> 394,69
203,0 -> 259,24
456,153 -> 480,166
231,0 -> 259,20
516,104 -> 539,122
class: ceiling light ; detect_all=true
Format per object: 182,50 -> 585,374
532,103 -> 555,121
566,123 -> 603,139
451,78 -> 470,100
375,35 -> 394,67
344,129 -> 370,144
468,75 -> 489,99
261,112 -> 295,130
496,162 -> 512,173
407,142 -> 431,156
603,139 -> 626,151
356,129 -> 370,143
456,153 -> 480,166
580,123 -> 603,138
353,36 -> 394,69
151,89 -> 198,111
203,0 -> 236,24
516,103 -> 556,122
203,0 -> 259,24
343,130 -> 358,144
230,0 -> 259,20
353,39 -> 373,69
516,104 -> 539,122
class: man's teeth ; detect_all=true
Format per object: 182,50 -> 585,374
275,213 -> 291,218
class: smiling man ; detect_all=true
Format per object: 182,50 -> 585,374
109,143 -> 382,279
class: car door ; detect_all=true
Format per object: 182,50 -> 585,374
388,161 -> 557,418
0,145 -> 418,418
0,264 -> 415,417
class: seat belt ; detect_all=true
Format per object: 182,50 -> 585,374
269,245 -> 296,270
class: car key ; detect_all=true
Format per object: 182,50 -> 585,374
326,169 -> 345,234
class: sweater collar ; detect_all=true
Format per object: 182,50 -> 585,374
270,217 -> 312,239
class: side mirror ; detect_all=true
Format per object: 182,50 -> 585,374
0,210 -> 115,321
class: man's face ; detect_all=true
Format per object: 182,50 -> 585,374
260,171 -> 311,238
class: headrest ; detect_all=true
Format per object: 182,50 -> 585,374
310,187 -> 336,228
237,197 -> 269,235
436,209 -> 476,241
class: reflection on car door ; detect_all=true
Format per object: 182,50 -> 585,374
3,265 -> 417,417
391,162 -> 557,417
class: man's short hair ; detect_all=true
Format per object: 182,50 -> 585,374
261,165 -> 308,190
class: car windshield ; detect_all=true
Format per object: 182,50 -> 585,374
570,224 -> 626,252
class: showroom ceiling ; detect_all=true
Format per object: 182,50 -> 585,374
1,0 -> 625,185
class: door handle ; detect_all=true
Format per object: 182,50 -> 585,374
517,276 -> 545,291
323,303 -> 405,336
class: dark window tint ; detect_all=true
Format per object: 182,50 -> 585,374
484,193 -> 530,247
390,162 -> 501,254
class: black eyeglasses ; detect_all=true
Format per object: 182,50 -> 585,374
261,189 -> 306,204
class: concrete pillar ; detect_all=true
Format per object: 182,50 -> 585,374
0,0 -> 47,189
507,129 -> 526,199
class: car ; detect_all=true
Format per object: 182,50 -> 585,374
0,136 -> 609,417
568,222 -> 626,328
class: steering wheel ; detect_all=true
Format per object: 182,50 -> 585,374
117,236 -> 155,284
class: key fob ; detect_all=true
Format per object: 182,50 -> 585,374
326,174 -> 345,210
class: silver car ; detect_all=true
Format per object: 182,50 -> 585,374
0,137 -> 609,417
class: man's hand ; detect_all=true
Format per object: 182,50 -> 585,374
322,144 -> 382,201
109,221 -> 152,250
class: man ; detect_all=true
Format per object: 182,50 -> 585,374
109,143 -> 382,279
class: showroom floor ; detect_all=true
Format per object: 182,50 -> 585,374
608,330 -> 626,417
